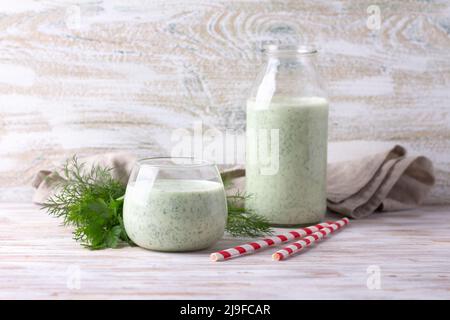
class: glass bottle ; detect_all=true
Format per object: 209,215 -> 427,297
246,45 -> 328,226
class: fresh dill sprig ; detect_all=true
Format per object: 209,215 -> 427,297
221,172 -> 272,237
42,156 -> 132,249
224,190 -> 273,237
43,157 -> 272,250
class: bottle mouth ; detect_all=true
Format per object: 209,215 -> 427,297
264,44 -> 317,56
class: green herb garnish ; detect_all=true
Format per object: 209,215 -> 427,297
221,174 -> 272,237
225,192 -> 272,237
42,156 -> 132,249
43,157 -> 272,249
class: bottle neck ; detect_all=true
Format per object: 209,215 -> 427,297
250,45 -> 325,101
265,53 -> 317,77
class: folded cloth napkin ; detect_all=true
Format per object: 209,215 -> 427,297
326,145 -> 434,218
33,145 -> 435,219
32,152 -> 136,204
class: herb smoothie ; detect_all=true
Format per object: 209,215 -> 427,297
246,96 -> 329,226
123,179 -> 227,251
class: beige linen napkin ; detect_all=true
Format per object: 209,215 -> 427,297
33,145 -> 435,219
32,152 -> 136,204
326,145 -> 434,218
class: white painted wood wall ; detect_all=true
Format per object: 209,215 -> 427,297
0,0 -> 449,203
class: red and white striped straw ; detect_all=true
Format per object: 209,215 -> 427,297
272,217 -> 349,261
210,221 -> 336,262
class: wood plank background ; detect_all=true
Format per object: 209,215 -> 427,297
0,0 -> 449,203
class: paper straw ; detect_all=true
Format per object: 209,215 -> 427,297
210,221 -> 335,262
272,218 -> 350,261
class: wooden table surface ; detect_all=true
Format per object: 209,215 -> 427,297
1,202 -> 449,299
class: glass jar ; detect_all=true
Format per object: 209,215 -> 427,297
246,44 -> 329,226
123,157 -> 227,251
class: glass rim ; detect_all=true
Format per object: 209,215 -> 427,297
264,44 -> 318,56
137,156 -> 215,168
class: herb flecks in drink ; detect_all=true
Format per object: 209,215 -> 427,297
43,156 -> 272,249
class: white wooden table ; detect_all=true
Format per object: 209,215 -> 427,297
1,203 -> 449,299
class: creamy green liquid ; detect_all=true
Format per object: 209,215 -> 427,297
246,97 -> 329,226
123,179 -> 227,251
